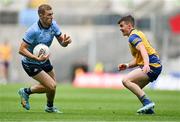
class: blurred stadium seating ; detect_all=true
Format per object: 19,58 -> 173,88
0,0 -> 179,88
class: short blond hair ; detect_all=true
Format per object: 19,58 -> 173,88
38,4 -> 52,15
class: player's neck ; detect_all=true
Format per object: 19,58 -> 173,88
38,20 -> 50,29
128,28 -> 135,36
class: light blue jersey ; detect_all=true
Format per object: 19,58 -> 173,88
22,20 -> 62,64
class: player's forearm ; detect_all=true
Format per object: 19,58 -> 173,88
128,58 -> 137,68
19,48 -> 37,60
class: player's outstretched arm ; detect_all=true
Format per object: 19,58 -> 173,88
128,58 -> 138,68
118,58 -> 137,71
57,34 -> 72,47
118,63 -> 129,71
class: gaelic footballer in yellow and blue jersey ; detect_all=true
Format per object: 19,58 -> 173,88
128,29 -> 162,82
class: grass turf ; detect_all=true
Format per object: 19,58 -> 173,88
0,83 -> 180,122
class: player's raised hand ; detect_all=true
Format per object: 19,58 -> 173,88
118,63 -> 129,71
62,34 -> 72,45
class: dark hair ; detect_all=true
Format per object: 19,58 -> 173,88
38,4 -> 52,15
118,15 -> 135,27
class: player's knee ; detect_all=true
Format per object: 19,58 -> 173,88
122,78 -> 131,87
122,79 -> 127,87
48,82 -> 57,91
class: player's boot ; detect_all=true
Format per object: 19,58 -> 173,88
18,88 -> 30,110
45,106 -> 63,113
138,108 -> 155,115
145,108 -> 155,114
137,102 -> 155,114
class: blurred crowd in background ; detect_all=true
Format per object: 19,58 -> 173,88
0,0 -> 179,88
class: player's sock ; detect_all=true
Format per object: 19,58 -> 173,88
47,101 -> 53,107
24,88 -> 32,95
140,94 -> 152,106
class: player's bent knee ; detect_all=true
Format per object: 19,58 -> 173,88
122,79 -> 127,87
48,82 -> 57,91
122,78 -> 131,88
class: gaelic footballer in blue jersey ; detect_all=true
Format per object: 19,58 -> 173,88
18,4 -> 71,113
117,15 -> 162,114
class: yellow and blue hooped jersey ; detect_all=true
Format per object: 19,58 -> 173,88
128,29 -> 161,68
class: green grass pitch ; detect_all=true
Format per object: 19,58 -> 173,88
0,83 -> 180,122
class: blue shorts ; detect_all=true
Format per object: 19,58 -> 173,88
22,60 -> 53,77
140,65 -> 162,82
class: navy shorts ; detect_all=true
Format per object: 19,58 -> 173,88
22,60 -> 53,77
140,65 -> 162,82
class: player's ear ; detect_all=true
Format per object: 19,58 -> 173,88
39,13 -> 43,19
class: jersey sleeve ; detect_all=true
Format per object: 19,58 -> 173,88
128,34 -> 142,47
23,27 -> 36,45
52,20 -> 62,37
